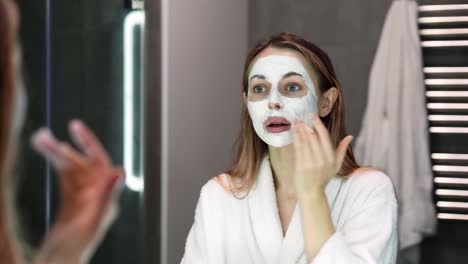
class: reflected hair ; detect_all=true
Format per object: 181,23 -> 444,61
0,0 -> 20,262
225,32 -> 360,198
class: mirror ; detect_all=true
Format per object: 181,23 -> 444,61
16,0 -> 146,263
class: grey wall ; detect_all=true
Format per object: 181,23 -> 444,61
248,1 -> 468,264
248,0 -> 394,137
162,1 -> 248,263
247,0 -> 466,140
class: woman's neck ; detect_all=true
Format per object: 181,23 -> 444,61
268,144 -> 297,200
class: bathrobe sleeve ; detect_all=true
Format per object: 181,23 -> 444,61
180,188 -> 208,264
311,173 -> 398,264
180,181 -> 224,264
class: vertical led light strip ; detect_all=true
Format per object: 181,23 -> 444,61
124,11 -> 145,191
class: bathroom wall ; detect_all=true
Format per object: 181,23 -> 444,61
248,0 -> 394,136
248,1 -> 468,263
158,0 -> 249,263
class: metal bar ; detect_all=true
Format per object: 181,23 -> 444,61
425,79 -> 468,85
160,0 -> 170,263
426,91 -> 468,97
437,201 -> 468,208
433,165 -> 468,172
424,67 -> 468,73
438,213 -> 468,220
422,40 -> 468,47
420,28 -> 468,36
435,177 -> 468,185
436,189 -> 468,196
419,4 -> 468,12
430,127 -> 468,133
429,115 -> 468,121
432,153 -> 468,160
45,0 -> 52,234
427,103 -> 468,109
419,16 -> 468,24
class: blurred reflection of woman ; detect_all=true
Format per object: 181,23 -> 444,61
0,0 -> 124,263
181,32 -> 398,264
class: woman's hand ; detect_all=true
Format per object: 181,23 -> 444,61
31,119 -> 125,264
292,112 -> 353,262
292,112 -> 353,198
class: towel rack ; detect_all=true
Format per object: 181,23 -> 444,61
420,4 -> 468,221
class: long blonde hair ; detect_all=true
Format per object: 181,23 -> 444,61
225,32 -> 361,198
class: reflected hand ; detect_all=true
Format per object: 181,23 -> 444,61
292,112 -> 353,197
31,119 -> 125,264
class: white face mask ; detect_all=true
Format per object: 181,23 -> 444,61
247,55 -> 318,147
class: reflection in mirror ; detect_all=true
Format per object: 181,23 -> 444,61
15,1 -> 146,263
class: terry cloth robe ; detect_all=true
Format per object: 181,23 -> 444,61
353,0 -> 437,250
180,153 -> 398,264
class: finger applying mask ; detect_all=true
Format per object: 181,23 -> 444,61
31,120 -> 125,264
68,119 -> 110,166
31,128 -> 84,171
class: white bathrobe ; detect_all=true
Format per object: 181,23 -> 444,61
181,154 -> 398,264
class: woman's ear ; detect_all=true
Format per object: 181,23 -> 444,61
319,87 -> 338,117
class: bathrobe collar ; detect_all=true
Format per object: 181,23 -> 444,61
247,153 -> 343,264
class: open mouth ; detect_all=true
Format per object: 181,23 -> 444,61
264,117 -> 291,133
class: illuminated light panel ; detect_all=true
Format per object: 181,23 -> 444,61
429,127 -> 468,133
435,177 -> 468,185
429,115 -> 468,121
436,189 -> 468,196
419,16 -> 468,24
420,28 -> 468,35
437,201 -> 468,208
422,40 -> 468,47
426,91 -> 468,97
424,67 -> 468,73
419,4 -> 468,12
425,79 -> 468,85
432,153 -> 468,160
427,103 -> 468,109
124,10 -> 145,192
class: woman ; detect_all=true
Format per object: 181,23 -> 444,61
181,32 -> 398,264
0,0 -> 124,263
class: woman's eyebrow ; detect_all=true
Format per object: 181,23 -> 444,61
282,71 -> 303,79
250,74 -> 265,81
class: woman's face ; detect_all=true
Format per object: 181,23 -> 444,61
243,46 -> 321,148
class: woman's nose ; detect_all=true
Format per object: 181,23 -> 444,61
268,101 -> 281,110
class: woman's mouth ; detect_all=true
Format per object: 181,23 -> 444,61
264,117 -> 291,133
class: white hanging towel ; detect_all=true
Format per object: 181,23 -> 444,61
353,0 -> 437,250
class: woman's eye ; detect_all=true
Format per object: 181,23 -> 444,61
286,84 -> 301,92
253,85 -> 266,93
